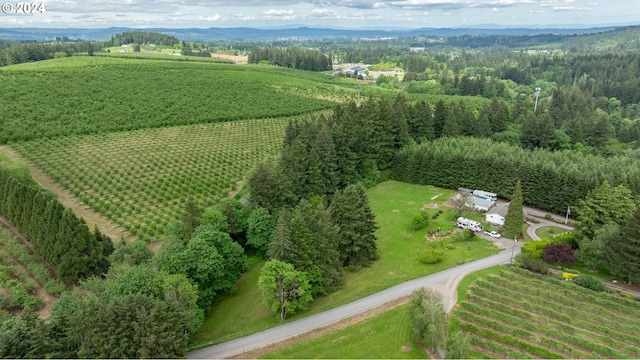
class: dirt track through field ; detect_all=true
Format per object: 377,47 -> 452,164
0,146 -> 132,242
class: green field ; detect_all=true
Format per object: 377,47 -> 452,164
0,56 -> 345,143
452,267 -> 640,358
12,117 -> 296,242
192,180 -> 501,346
261,303 -> 423,359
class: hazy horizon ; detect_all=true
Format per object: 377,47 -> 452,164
1,0 -> 638,30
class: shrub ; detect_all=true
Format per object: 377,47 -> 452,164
574,275 -> 604,291
462,229 -> 477,241
418,250 -> 445,264
561,272 -> 578,281
550,231 -> 578,248
517,254 -> 549,274
521,238 -> 551,259
543,243 -> 576,266
409,211 -> 430,231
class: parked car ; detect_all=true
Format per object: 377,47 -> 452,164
483,230 -> 502,239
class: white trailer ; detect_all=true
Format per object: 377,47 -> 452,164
457,217 -> 484,232
472,190 -> 497,201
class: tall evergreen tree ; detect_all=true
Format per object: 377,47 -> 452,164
181,199 -> 201,240
489,97 -> 509,133
503,180 -> 524,239
313,123 -> 340,197
248,162 -> 282,213
268,211 -> 294,261
441,105 -> 462,138
433,99 -> 448,138
603,207 -> 640,285
329,184 -> 379,268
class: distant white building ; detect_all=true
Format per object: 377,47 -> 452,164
486,213 -> 505,226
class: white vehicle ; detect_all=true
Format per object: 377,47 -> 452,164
457,217 -> 483,232
472,189 -> 498,202
484,230 -> 502,239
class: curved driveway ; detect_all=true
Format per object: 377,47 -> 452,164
188,248 -> 518,359
524,206 -> 574,240
189,206 -> 574,359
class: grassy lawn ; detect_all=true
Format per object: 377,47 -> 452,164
192,180 -> 501,347
535,226 -> 571,239
259,266 -> 509,359
260,303 -> 424,359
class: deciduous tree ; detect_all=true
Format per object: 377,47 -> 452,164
258,259 -> 312,321
247,207 -> 276,256
410,288 -> 446,352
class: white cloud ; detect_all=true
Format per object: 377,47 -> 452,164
311,8 -> 339,17
201,14 -> 222,21
263,8 -> 297,20
264,9 -> 295,15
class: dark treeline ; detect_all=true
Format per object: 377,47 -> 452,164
411,33 -> 573,49
543,53 -> 640,106
0,39 -> 19,50
180,48 -> 212,57
248,46 -> 332,71
0,41 -> 97,66
392,137 -> 640,214
105,31 -> 180,47
0,166 -> 112,283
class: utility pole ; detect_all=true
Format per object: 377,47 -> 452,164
510,238 -> 518,265
534,87 -> 541,113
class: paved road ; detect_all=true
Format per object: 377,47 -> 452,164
523,206 -> 574,240
188,247 -> 520,359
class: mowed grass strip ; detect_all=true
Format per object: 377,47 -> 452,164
193,181 -> 501,346
452,267 -> 640,359
13,118 -> 292,242
260,303 -> 424,359
0,56 -> 341,143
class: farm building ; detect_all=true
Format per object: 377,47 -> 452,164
472,196 -> 494,212
486,213 -> 505,226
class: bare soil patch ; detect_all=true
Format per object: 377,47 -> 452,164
230,295 -> 413,359
211,53 -> 248,64
0,146 -> 132,242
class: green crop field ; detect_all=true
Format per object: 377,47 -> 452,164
0,56 -> 346,143
452,267 -> 640,359
12,117 -> 294,242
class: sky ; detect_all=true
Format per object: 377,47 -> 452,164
1,0 -> 639,29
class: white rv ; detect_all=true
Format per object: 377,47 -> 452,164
456,217 -> 484,232
472,190 -> 497,201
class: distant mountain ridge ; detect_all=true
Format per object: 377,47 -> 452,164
0,25 -> 623,42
